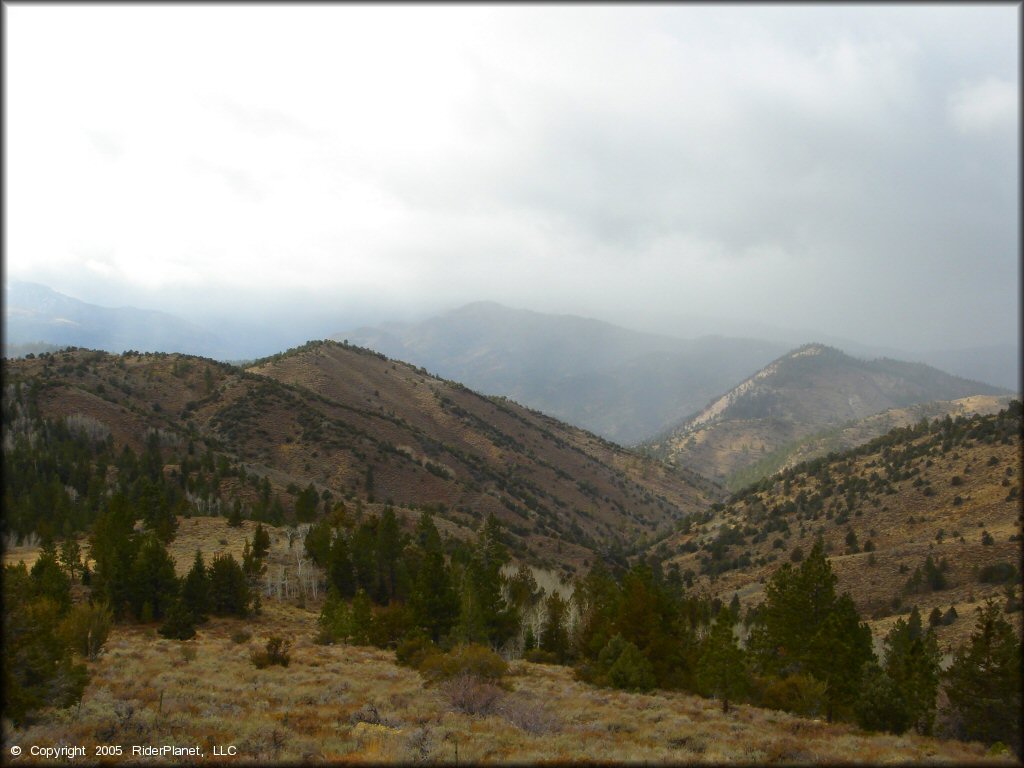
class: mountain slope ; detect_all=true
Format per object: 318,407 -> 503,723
4,342 -> 721,571
4,280 -> 227,359
652,404 -> 1022,651
337,302 -> 789,444
647,344 -> 1010,488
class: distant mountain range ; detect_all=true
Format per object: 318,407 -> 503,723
5,282 -> 1017,450
4,281 -> 230,359
336,302 -> 1019,444
336,302 -> 792,444
645,344 -> 1012,488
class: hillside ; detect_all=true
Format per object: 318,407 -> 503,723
337,302 -> 789,444
652,404 -> 1023,653
7,596 -> 1013,765
2,343 -> 720,572
647,344 -> 1010,489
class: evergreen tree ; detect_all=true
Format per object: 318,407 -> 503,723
158,597 -> 197,640
854,662 -> 912,734
227,498 -> 243,527
349,588 -> 374,645
410,549 -> 459,643
574,562 -> 621,661
252,523 -> 271,560
883,607 -> 940,734
697,615 -> 749,713
129,535 -> 179,621
750,540 -> 874,722
304,518 -> 334,567
944,600 -> 1022,751
539,591 -> 571,663
3,563 -> 88,724
58,537 -> 82,580
350,520 -> 378,596
88,493 -> 140,618
328,534 -> 356,599
413,510 -> 443,553
458,514 -> 517,647
181,550 -> 211,622
375,506 -> 404,602
208,553 -> 251,617
30,543 -> 72,614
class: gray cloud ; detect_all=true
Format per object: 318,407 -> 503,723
6,5 -> 1018,356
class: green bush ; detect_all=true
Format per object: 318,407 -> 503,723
594,635 -> 656,692
754,673 -> 828,718
395,634 -> 437,669
158,598 -> 196,640
61,601 -> 113,660
854,663 -> 912,734
979,562 -> 1017,584
417,644 -> 509,687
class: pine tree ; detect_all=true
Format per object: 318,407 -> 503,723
697,615 -> 749,713
304,518 -> 334,567
3,564 -> 88,725
128,535 -> 179,621
539,591 -> 571,663
750,540 -> 874,722
411,549 -> 459,643
375,506 -> 404,602
944,600 -> 1022,751
88,493 -> 140,619
349,589 -> 374,645
208,553 -> 251,617
883,607 -> 940,734
328,535 -> 357,599
30,543 -> 72,613
227,498 -> 243,527
181,550 -> 211,622
252,523 -> 271,560
158,597 -> 197,640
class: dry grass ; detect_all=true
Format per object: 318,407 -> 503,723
4,599 -> 1015,765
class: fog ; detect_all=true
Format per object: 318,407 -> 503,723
5,5 -> 1019,355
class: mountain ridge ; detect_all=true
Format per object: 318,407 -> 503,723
647,343 -> 1011,489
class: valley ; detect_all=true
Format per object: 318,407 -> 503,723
2,344 -> 1020,764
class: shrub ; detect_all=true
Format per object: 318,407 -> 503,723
755,673 -> 828,718
599,635 -> 656,692
395,634 -> 437,669
979,562 -> 1017,584
524,648 -> 560,664
251,636 -> 291,668
439,672 -> 505,716
158,598 -> 196,640
418,644 -> 509,687
231,628 -> 252,645
497,692 -> 562,734
61,601 -> 113,660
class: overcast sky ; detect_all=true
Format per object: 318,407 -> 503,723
5,4 -> 1019,351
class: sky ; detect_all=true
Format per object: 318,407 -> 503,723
5,4 -> 1019,353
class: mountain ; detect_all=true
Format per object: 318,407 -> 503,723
3,280 -> 228,359
4,342 -> 721,571
919,344 -> 1020,393
651,403 -> 1022,652
336,302 -> 790,445
646,344 -> 1011,489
